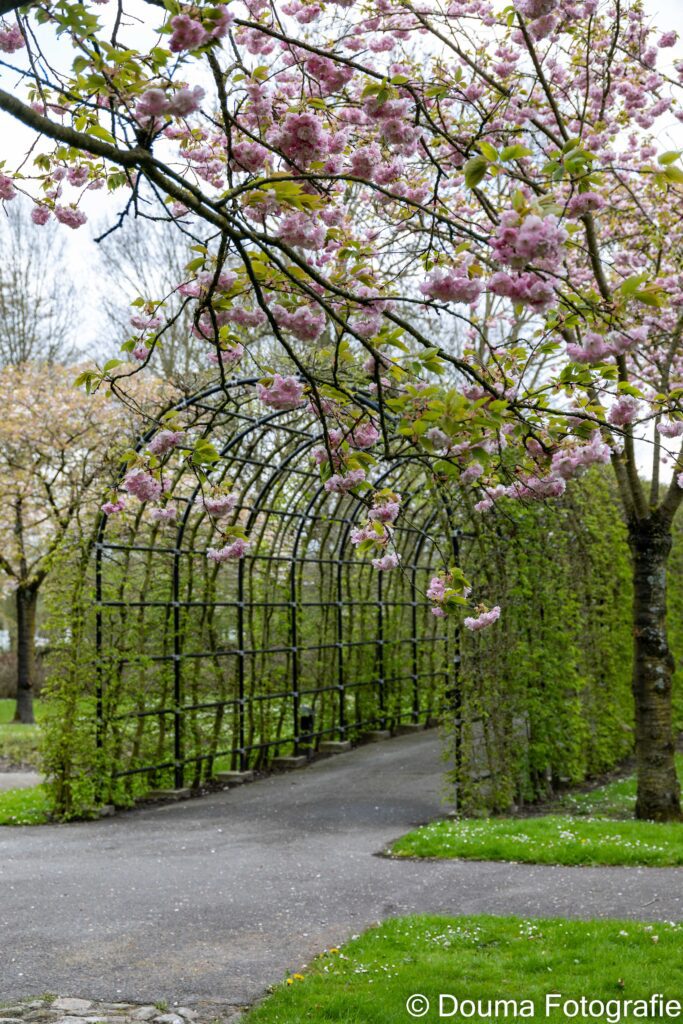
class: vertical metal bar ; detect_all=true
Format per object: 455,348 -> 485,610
336,553 -> 345,739
290,550 -> 300,755
237,556 -> 246,771
377,567 -> 385,729
95,534 -> 104,802
173,545 -> 183,790
410,557 -> 419,724
449,522 -> 463,813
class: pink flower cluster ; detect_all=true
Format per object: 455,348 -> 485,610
492,212 -> 567,270
464,606 -> 501,631
102,497 -> 126,516
271,303 -> 326,342
0,175 -> 16,201
271,112 -> 330,165
351,421 -> 380,449
123,468 -> 163,503
489,271 -> 556,312
372,552 -> 400,571
207,537 -> 251,562
54,206 -> 87,229
201,492 -> 238,517
325,468 -> 366,492
420,267 -> 483,305
657,421 -> 683,438
567,192 -> 606,218
0,23 -> 24,52
368,492 -> 401,524
169,6 -> 233,53
277,212 -> 326,250
148,430 -> 184,456
150,507 -> 177,523
135,86 -> 205,123
606,394 -> 641,427
516,0 -> 557,20
208,343 -> 244,368
257,374 -> 305,411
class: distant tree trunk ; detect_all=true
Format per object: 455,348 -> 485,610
629,517 -> 681,821
13,584 -> 37,724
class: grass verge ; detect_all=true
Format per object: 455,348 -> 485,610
390,815 -> 683,866
0,785 -> 50,825
243,914 -> 683,1024
390,754 -> 683,867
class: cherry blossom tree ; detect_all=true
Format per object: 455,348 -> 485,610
0,363 -> 160,723
0,0 -> 681,816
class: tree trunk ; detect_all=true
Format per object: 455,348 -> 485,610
629,518 -> 681,821
13,585 -> 37,725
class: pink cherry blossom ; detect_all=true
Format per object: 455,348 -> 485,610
148,430 -> 184,456
656,421 -> 683,438
101,498 -> 126,515
257,374 -> 305,411
324,468 -> 366,492
371,552 -> 400,571
0,23 -> 24,52
150,506 -> 178,523
123,468 -> 163,503
207,538 -> 251,562
420,267 -> 483,305
31,206 -> 51,225
607,394 -> 641,427
0,175 -> 16,201
464,606 -> 501,631
54,206 -> 87,229
201,493 -> 238,517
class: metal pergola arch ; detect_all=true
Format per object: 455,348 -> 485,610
92,379 -> 458,800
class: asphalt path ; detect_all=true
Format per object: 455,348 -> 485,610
1,731 -> 681,1007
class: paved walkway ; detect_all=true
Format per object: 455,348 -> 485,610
0,771 -> 42,791
1,732 -> 682,1009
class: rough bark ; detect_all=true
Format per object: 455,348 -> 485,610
13,585 -> 37,725
629,517 -> 681,821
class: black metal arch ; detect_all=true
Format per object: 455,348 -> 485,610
93,379 -> 456,801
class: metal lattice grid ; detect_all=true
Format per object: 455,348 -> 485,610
92,380 -> 459,799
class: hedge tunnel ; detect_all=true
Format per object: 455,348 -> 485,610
58,379 -> 459,808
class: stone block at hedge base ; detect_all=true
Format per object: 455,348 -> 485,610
271,755 -> 307,770
215,771 -> 254,786
144,788 -> 192,801
318,740 -> 352,754
396,723 -> 423,734
364,730 -> 391,742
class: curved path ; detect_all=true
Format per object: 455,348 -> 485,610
1,732 -> 681,1006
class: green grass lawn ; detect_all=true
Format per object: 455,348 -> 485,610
244,914 -> 683,1024
391,815 -> 683,866
390,755 -> 683,867
555,754 -> 683,819
0,785 -> 50,825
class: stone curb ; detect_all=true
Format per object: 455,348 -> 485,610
0,998 -> 246,1024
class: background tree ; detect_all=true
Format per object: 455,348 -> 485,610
0,362 -> 162,723
0,200 -> 78,365
0,0 -> 681,816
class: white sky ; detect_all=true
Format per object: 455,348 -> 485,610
0,0 -> 682,475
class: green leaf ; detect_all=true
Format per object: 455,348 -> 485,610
658,150 -> 682,165
500,144 -> 532,162
464,155 -> 489,188
87,124 -> 115,144
664,165 -> 683,185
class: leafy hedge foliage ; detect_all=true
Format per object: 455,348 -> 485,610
38,467 -> 683,819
